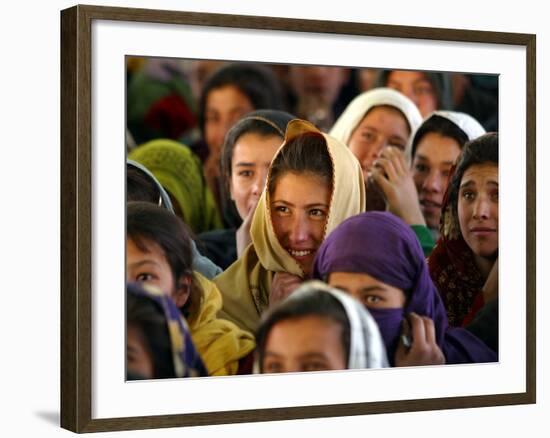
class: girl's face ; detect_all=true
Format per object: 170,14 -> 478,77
386,70 -> 438,117
230,133 -> 282,220
204,85 -> 254,157
270,172 -> 332,276
127,323 -> 154,379
348,106 -> 410,181
458,162 -> 499,258
328,271 -> 406,309
412,132 -> 462,230
262,315 -> 347,373
126,237 -> 190,308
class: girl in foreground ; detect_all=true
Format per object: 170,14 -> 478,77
255,281 -> 388,373
126,201 -> 255,375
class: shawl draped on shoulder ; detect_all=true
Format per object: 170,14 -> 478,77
188,272 -> 256,376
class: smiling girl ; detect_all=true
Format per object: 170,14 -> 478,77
214,119 -> 365,333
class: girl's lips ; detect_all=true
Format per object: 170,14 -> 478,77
420,199 -> 442,208
470,227 -> 497,237
287,248 -> 314,259
420,199 -> 442,214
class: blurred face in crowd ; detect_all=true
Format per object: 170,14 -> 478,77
386,70 -> 438,117
288,66 -> 348,106
348,106 -> 410,181
204,85 -> 254,159
261,315 -> 347,373
126,237 -> 190,308
230,133 -> 283,220
270,172 -> 332,276
328,272 -> 406,309
458,162 -> 499,259
189,60 -> 226,100
412,132 -> 462,229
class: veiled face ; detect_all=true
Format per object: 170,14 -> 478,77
270,172 -> 332,276
328,271 -> 406,309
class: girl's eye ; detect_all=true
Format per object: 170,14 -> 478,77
413,83 -> 434,96
302,361 -> 328,372
273,205 -> 290,214
415,164 -> 429,173
362,132 -> 377,143
388,143 -> 406,151
491,190 -> 499,201
362,295 -> 382,306
461,190 -> 476,201
309,209 -> 327,218
237,170 -> 253,178
136,273 -> 154,282
263,361 -> 283,373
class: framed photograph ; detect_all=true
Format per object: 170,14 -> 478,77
60,4 -> 536,433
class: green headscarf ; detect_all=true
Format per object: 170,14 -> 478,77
129,139 -> 223,234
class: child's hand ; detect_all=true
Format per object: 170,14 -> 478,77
394,312 -> 445,367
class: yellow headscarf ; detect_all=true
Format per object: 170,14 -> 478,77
214,119 -> 366,333
188,272 -> 255,376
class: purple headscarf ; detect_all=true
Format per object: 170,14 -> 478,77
313,211 -> 497,365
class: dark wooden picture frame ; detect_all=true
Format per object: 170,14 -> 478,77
60,4 -> 536,433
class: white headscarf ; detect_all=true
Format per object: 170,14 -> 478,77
422,110 -> 486,141
330,87 -> 423,164
258,280 -> 389,371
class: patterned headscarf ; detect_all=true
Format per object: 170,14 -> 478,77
127,282 -> 208,378
313,211 -> 497,365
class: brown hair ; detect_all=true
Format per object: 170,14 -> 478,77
126,201 -> 202,320
268,131 -> 333,196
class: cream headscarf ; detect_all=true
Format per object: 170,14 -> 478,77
330,87 -> 423,164
214,119 -> 365,333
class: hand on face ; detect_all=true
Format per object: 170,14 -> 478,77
269,272 -> 303,307
394,312 -> 445,367
370,147 -> 426,225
